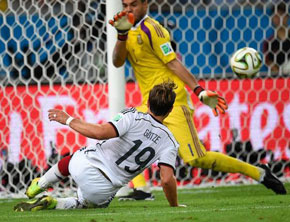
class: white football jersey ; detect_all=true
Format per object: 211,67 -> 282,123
85,108 -> 179,187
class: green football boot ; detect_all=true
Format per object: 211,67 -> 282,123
14,195 -> 57,212
25,178 -> 46,199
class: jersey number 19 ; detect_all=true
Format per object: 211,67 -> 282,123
115,140 -> 155,174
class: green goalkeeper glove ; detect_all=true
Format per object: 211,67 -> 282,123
109,11 -> 135,41
194,86 -> 228,117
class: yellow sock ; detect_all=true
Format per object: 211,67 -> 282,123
189,151 -> 262,181
132,174 -> 147,189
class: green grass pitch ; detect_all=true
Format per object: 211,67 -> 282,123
1,183 -> 290,222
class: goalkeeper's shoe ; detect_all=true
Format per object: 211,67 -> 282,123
14,195 -> 57,212
118,189 -> 155,201
25,178 -> 46,199
259,164 -> 287,195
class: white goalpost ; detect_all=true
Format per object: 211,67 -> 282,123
106,0 -> 125,119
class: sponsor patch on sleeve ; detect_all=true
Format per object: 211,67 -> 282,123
160,42 -> 173,56
113,113 -> 123,122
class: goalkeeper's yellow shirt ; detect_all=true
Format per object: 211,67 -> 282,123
126,15 -> 193,108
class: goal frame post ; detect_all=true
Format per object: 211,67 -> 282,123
106,1 -> 125,119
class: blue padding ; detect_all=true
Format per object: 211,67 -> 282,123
0,13 -> 73,74
1,25 -> 10,41
0,41 -> 5,54
0,8 -> 274,78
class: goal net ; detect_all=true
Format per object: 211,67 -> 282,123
0,0 -> 289,197
0,0 -> 109,197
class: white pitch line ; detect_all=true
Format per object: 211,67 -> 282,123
4,205 -> 290,219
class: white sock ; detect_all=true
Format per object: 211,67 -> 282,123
55,197 -> 80,209
38,164 -> 66,188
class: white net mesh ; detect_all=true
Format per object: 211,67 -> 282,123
0,0 -> 108,197
0,0 -> 290,197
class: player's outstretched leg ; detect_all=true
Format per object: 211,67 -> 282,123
26,155 -> 72,199
14,195 -> 57,212
259,164 -> 287,195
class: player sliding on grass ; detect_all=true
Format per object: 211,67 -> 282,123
14,82 -> 183,211
109,0 -> 286,200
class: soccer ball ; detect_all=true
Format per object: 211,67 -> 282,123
230,47 -> 262,78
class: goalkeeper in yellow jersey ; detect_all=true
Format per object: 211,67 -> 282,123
110,0 -> 286,200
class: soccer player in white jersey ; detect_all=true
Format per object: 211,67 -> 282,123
14,82 -> 183,211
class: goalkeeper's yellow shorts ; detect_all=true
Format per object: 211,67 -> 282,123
137,105 -> 206,163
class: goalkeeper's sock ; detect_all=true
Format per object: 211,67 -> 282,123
189,151 -> 262,181
38,155 -> 71,188
132,174 -> 150,192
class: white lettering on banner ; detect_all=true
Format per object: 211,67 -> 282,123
250,103 -> 278,150
195,106 -> 221,151
285,146 -> 290,159
228,94 -> 248,141
38,96 -> 77,158
273,147 -> 282,161
83,108 -> 109,146
283,104 -> 290,132
8,112 -> 22,164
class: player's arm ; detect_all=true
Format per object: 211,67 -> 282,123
149,22 -> 227,116
167,58 -> 199,91
48,109 -> 117,140
109,11 -> 135,67
159,164 -> 178,207
167,58 -> 228,116
112,41 -> 128,67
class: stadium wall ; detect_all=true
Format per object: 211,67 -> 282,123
1,78 -> 290,170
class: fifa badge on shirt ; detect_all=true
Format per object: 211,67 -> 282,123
113,113 -> 123,122
160,42 -> 173,55
137,34 -> 143,44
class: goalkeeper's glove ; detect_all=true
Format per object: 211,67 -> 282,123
194,85 -> 228,117
109,11 -> 135,41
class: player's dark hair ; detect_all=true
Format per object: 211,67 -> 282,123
148,81 -> 177,116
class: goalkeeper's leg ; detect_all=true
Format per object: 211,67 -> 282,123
166,105 -> 286,194
189,151 -> 262,180
132,174 -> 150,191
26,155 -> 72,199
189,152 -> 286,194
166,105 -> 263,180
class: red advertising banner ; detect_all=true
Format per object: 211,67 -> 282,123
193,78 -> 290,160
0,78 -> 290,169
